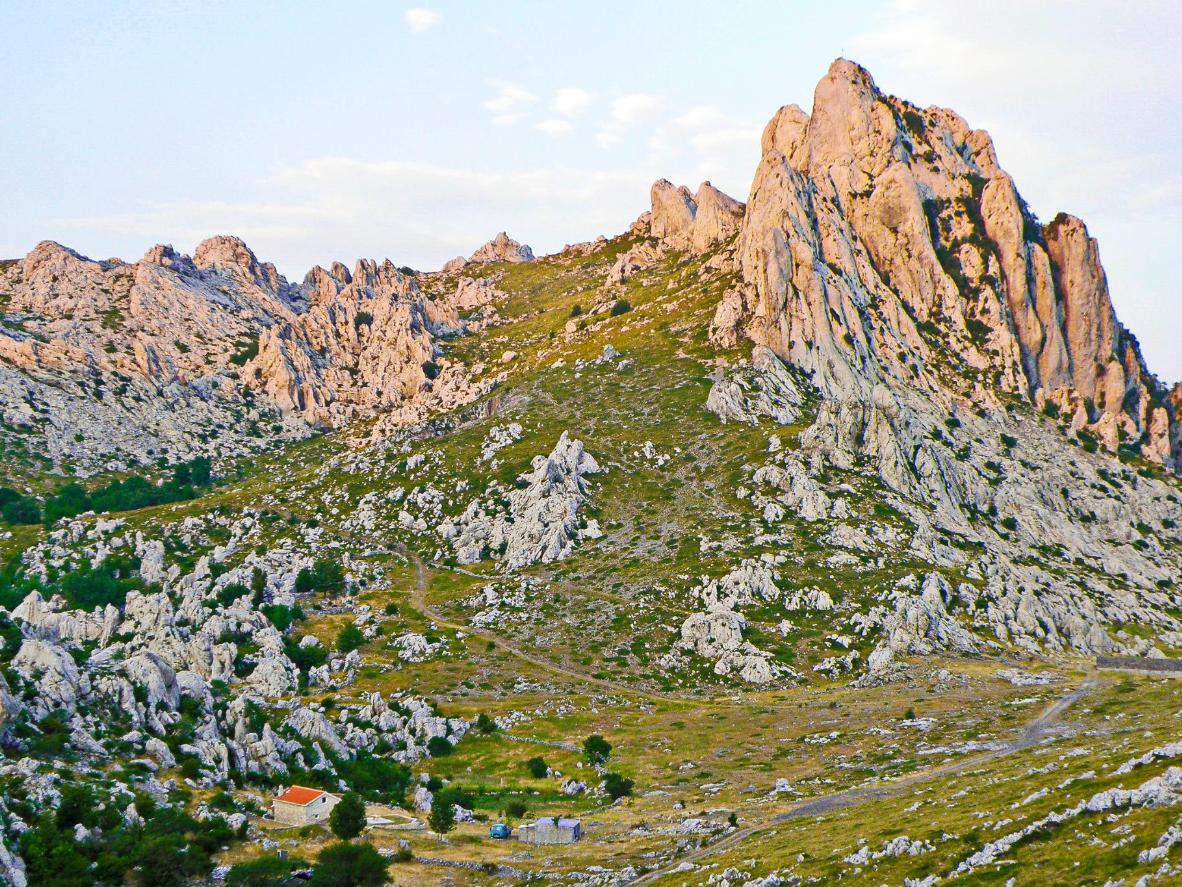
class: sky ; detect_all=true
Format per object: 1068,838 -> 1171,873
2,0 -> 1180,380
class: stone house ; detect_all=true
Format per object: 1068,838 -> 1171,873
516,816 -> 581,844
271,785 -> 340,826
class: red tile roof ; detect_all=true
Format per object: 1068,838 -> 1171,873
274,786 -> 327,806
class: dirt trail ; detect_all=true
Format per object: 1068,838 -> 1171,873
631,676 -> 1097,884
402,547 -> 674,702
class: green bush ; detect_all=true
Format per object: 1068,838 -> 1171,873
336,753 -> 412,804
336,624 -> 365,653
217,583 -> 249,608
283,636 -> 327,672
426,735 -> 453,757
227,855 -> 302,887
309,842 -> 389,887
525,756 -> 548,778
1,495 -> 39,525
583,734 -> 612,764
602,772 -> 634,800
609,300 -> 632,317
475,712 -> 497,734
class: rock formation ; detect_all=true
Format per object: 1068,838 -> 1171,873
711,58 -> 1179,468
649,180 -> 745,252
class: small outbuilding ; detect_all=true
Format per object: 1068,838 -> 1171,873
516,816 -> 581,845
271,786 -> 340,826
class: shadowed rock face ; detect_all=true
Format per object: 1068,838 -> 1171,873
713,58 -> 1179,468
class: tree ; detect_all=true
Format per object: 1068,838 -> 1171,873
583,734 -> 612,764
308,842 -> 389,887
250,566 -> 267,604
295,567 -> 316,595
525,756 -> 548,778
172,462 -> 192,486
602,772 -> 633,800
428,791 -> 456,836
329,792 -> 366,840
426,735 -> 453,757
313,558 -> 345,593
190,456 -> 212,486
336,623 -> 365,653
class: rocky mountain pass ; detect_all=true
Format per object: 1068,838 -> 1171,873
2,59 -> 1182,886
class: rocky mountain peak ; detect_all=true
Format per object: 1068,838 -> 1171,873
193,235 -> 286,293
468,231 -> 535,264
649,179 -> 744,252
141,243 -> 197,275
713,57 -> 1180,469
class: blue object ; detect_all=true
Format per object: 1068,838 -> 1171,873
490,823 -> 511,839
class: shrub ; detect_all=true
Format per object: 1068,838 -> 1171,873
525,756 -> 548,778
227,856 -> 301,887
217,583 -> 249,609
229,338 -> 259,367
284,636 -> 327,672
295,567 -> 316,595
308,842 -> 389,887
1000,516 -> 1019,532
336,624 -> 365,653
602,772 -> 633,800
426,736 -> 453,757
504,799 -> 528,818
335,754 -> 412,804
329,792 -> 366,840
609,300 -> 632,317
262,604 -> 296,632
474,712 -> 497,734
583,734 -> 612,764
250,566 -> 267,602
0,494 -> 39,525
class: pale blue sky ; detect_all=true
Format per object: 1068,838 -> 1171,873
2,1 -> 1180,380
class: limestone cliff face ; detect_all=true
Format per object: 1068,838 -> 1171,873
0,236 -> 480,469
714,59 -> 1178,467
245,259 -> 443,426
649,179 -> 745,252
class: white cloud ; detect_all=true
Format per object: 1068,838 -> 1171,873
690,127 -> 760,154
610,93 -> 661,125
596,93 -> 661,148
675,104 -> 727,129
55,158 -> 655,275
403,8 -> 441,33
482,81 -> 537,125
552,87 -> 593,117
536,119 -> 573,137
